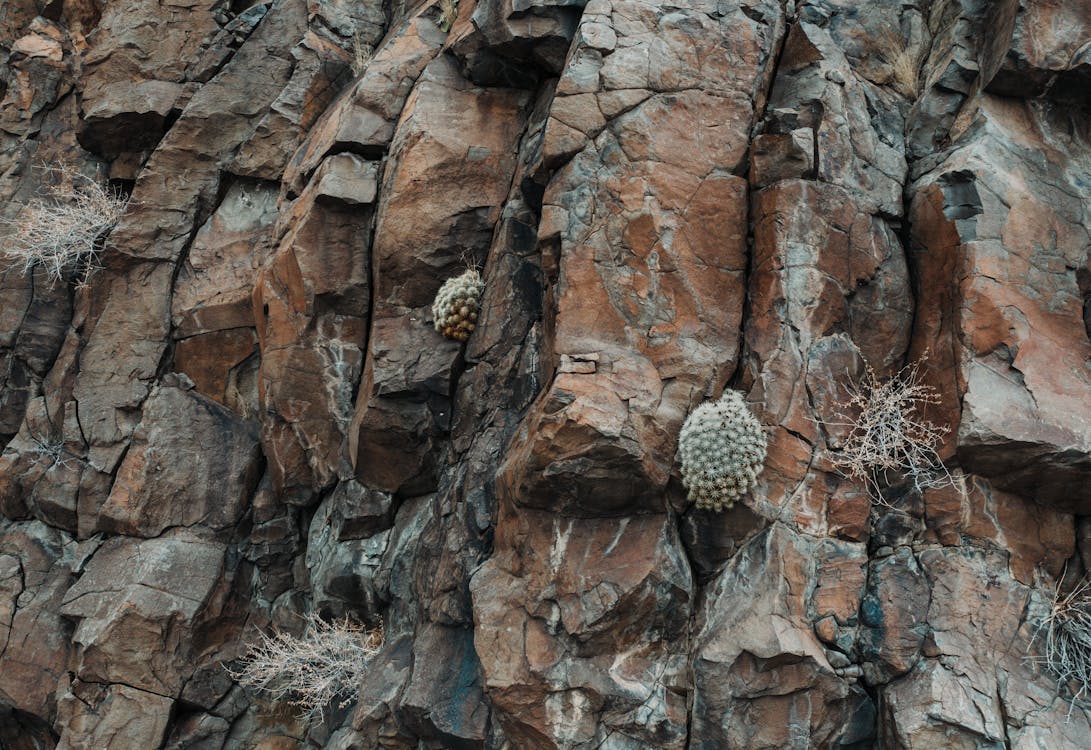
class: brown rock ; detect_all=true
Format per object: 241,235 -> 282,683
3,1 -> 1091,747
501,0 -> 783,516
96,384 -> 261,537
691,525 -> 868,748
254,177 -> 372,502
985,0 -> 1091,99
60,531 -> 227,696
0,520 -> 80,723
858,547 -> 929,684
78,79 -> 183,159
750,128 -> 816,187
171,179 -> 279,340
881,662 -> 1006,749
0,20 -> 72,136
56,679 -> 173,750
473,505 -> 692,749
282,12 -> 447,196
349,55 -> 529,496
908,97 -> 1091,511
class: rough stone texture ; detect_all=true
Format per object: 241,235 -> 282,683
498,0 -> 785,517
691,526 -> 871,749
59,531 -> 229,697
348,54 -> 530,497
1,0 -> 1089,747
474,508 -> 692,749
96,383 -> 262,537
909,95 -> 1091,512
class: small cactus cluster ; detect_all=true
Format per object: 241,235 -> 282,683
678,389 -> 767,512
432,268 -> 483,342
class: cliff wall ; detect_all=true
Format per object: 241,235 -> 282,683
1,0 -> 1090,747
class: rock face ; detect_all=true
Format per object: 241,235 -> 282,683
1,0 -> 1089,748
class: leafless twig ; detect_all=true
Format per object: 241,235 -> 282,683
823,359 -> 952,503
436,0 -> 458,32
227,613 -> 383,723
26,431 -> 82,469
1031,575 -> 1091,719
0,166 -> 128,286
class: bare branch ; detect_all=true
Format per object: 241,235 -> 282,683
1031,576 -> 1091,719
0,166 -> 128,285
226,613 -> 383,723
823,359 -> 953,503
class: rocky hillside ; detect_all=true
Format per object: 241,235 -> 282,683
1,0 -> 1090,747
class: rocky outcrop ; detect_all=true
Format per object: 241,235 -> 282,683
1,0 -> 1089,748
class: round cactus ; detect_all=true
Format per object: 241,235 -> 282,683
432,268 -> 483,343
678,389 -> 767,512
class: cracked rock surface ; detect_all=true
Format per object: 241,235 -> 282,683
0,0 -> 1089,747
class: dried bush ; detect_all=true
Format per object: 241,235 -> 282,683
351,29 -> 373,77
229,614 -> 383,722
824,360 -> 951,502
1034,576 -> 1091,716
27,430 -> 82,469
0,167 -> 128,285
436,0 -> 458,32
877,29 -> 920,99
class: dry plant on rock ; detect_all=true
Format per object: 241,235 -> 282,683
27,430 -> 82,469
0,166 -> 128,285
1033,576 -> 1091,717
877,29 -> 920,99
824,360 -> 952,502
351,29 -> 373,77
229,613 -> 383,722
436,0 -> 458,32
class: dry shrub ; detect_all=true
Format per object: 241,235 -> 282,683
436,0 -> 458,32
877,29 -> 920,99
229,614 -> 383,722
351,29 -> 373,77
1035,576 -> 1091,716
825,360 -> 952,502
0,166 -> 128,285
27,430 -> 81,469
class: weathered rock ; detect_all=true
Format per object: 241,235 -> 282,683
254,171 -> 372,503
306,484 -> 390,618
96,383 -> 261,536
0,520 -> 81,724
473,506 -> 692,749
60,531 -> 228,696
78,79 -> 184,159
282,12 -> 447,196
908,97 -> 1091,512
2,0 -> 1091,747
500,0 -> 784,517
55,679 -> 173,750
858,546 -> 929,684
923,474 -> 1074,584
450,0 -> 583,87
172,179 -> 279,341
349,54 -> 530,496
691,525 -> 869,749
984,0 -> 1091,99
0,19 -> 72,138
399,622 -> 489,746
880,543 -> 1091,748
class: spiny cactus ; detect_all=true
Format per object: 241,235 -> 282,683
678,389 -> 767,512
432,268 -> 483,342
